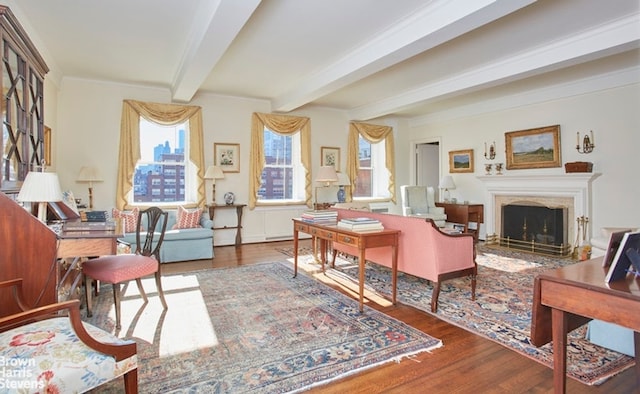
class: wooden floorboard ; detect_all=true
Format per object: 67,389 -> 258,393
161,240 -> 638,394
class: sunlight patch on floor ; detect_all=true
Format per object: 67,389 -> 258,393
117,275 -> 219,356
476,252 -> 541,272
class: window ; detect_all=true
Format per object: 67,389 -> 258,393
116,100 -> 205,209
354,136 -> 389,199
346,122 -> 396,203
249,113 -> 311,209
131,119 -> 191,204
258,128 -> 305,202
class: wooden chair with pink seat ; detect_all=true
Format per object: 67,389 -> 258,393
83,206 -> 169,330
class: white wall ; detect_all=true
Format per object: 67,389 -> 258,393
402,83 -> 640,241
54,78 -> 360,245
52,78 -> 639,246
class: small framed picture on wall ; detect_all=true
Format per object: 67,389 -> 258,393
321,146 -> 340,171
214,143 -> 240,173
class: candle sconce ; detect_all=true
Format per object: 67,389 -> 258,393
576,130 -> 595,154
484,141 -> 496,160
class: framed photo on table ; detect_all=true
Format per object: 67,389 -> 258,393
448,149 -> 474,173
214,143 -> 240,173
505,125 -> 561,170
321,146 -> 340,170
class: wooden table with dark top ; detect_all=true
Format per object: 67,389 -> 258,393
530,257 -> 640,393
292,218 -> 400,313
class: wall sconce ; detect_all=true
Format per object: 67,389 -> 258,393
204,165 -> 225,205
484,141 -> 496,160
76,166 -> 103,209
576,131 -> 595,154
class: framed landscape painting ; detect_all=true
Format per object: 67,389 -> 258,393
214,143 -> 240,173
505,125 -> 561,170
449,149 -> 474,173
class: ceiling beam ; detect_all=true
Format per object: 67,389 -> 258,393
348,13 -> 640,121
270,0 -> 536,113
171,0 -> 261,103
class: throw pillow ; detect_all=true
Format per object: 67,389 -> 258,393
112,207 -> 140,233
173,206 -> 202,229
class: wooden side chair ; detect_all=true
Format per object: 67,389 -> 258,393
83,206 -> 169,329
0,278 -> 138,393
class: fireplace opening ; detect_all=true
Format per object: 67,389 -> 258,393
500,203 -> 570,255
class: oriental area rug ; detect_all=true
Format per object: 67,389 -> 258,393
278,244 -> 635,386
85,261 -> 442,393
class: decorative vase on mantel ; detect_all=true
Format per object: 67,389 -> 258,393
484,163 -> 493,175
495,163 -> 503,175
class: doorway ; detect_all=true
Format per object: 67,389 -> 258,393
412,138 -> 442,200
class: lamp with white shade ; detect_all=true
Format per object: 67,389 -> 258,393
76,166 -> 103,209
438,175 -> 456,202
17,171 -> 63,222
204,165 -> 225,205
314,165 -> 338,207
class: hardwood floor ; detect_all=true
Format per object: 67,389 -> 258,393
162,240 -> 638,394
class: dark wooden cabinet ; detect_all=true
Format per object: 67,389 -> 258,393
0,6 -> 49,193
435,202 -> 484,240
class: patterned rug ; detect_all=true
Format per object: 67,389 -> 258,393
85,261 -> 442,393
277,244 -> 635,386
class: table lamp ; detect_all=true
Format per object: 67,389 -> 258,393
438,175 -> 456,202
76,166 -> 103,209
314,166 -> 338,207
204,165 -> 225,205
17,171 -> 63,222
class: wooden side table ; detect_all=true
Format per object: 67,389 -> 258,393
207,204 -> 246,246
435,202 -> 484,240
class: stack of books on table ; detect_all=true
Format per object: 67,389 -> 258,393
301,210 -> 338,225
337,217 -> 384,232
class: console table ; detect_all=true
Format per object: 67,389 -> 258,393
435,202 -> 483,240
292,218 -> 400,312
207,204 -> 246,246
531,257 -> 640,393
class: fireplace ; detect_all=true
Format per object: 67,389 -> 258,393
500,202 -> 569,255
478,173 -> 600,256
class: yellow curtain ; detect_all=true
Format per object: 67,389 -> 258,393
347,122 -> 396,203
116,99 -> 205,209
249,112 -> 311,209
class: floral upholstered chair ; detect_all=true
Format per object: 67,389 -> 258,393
0,278 -> 138,393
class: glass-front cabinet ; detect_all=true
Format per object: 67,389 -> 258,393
0,6 -> 48,193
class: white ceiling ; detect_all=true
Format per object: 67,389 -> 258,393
8,0 -> 640,123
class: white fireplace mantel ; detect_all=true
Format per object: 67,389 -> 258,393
477,173 -> 601,240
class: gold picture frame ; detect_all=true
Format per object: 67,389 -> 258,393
214,143 -> 240,173
505,125 -> 561,170
448,149 -> 474,173
44,125 -> 52,166
320,146 -> 340,171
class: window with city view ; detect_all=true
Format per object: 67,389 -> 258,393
132,119 -> 191,204
354,135 -> 389,199
258,128 -> 304,202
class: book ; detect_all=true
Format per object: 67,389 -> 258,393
337,221 -> 384,232
339,217 -> 380,224
605,231 -> 640,282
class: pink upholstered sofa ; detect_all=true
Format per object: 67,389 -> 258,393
330,208 -> 477,312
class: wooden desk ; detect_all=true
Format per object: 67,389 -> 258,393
57,228 -> 122,301
207,204 -> 246,246
292,218 -> 400,312
435,202 -> 483,239
531,257 -> 640,393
